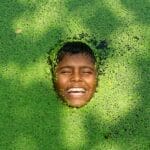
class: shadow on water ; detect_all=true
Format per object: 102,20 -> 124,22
65,0 -> 150,149
0,0 -> 64,67
66,0 -> 96,11
82,56 -> 149,149
0,0 -> 36,65
66,0 -> 122,38
120,0 -> 150,24
0,76 -> 66,149
0,0 -> 65,149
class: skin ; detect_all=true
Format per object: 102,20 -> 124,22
55,53 -> 97,108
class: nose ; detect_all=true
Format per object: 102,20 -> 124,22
70,70 -> 82,82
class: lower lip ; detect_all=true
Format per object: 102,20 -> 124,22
68,92 -> 85,97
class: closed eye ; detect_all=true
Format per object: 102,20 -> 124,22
81,68 -> 94,75
59,68 -> 72,74
82,71 -> 93,74
60,71 -> 72,74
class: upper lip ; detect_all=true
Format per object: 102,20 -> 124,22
67,87 -> 86,93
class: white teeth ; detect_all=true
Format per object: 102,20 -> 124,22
67,88 -> 86,93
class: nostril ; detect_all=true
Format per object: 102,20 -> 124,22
70,73 -> 82,82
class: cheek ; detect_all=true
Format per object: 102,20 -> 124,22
55,75 -> 69,89
84,76 -> 97,89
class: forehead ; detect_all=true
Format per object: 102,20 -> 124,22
57,53 -> 95,67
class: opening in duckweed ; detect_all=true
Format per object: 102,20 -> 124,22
47,34 -> 112,108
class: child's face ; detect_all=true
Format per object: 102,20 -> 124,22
55,53 -> 97,108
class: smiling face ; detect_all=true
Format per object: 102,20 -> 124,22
55,53 -> 97,108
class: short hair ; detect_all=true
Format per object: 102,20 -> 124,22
56,41 -> 96,64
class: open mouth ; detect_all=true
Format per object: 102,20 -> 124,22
67,88 -> 86,96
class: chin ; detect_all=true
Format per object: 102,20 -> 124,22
66,99 -> 89,108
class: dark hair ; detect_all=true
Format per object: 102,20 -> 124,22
56,41 -> 96,64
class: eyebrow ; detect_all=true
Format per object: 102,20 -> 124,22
58,66 -> 95,71
58,66 -> 72,70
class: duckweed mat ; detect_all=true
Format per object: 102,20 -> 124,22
0,0 -> 149,149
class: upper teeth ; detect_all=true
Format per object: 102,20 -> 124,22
68,88 -> 85,93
